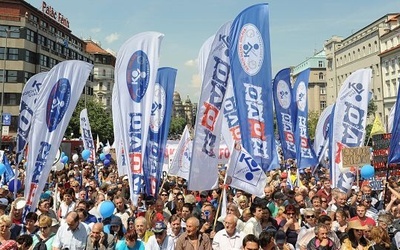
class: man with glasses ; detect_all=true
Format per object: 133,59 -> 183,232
212,214 -> 244,250
145,221 -> 174,250
52,211 -> 90,250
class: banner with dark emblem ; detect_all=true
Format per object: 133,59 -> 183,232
143,67 -> 176,197
80,109 -> 96,163
114,32 -> 164,206
229,3 -> 274,171
24,60 -> 93,211
272,68 -> 296,161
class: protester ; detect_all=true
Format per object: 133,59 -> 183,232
52,211 -> 90,249
242,234 -> 259,250
115,229 -> 145,250
85,222 -> 114,250
175,216 -> 211,250
31,215 -> 55,250
145,221 -> 174,250
212,214 -> 244,250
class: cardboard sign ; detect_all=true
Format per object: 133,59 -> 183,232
342,146 -> 371,168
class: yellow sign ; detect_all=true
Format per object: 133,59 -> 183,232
342,146 -> 371,168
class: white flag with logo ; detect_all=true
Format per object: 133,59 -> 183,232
226,142 -> 267,197
24,60 -> 93,211
330,69 -> 371,192
169,125 -> 192,180
80,109 -> 96,162
189,21 -> 231,191
114,32 -> 163,205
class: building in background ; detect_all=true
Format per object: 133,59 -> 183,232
292,50 -> 327,114
172,91 -> 197,127
0,0 -> 94,143
324,14 -> 400,125
85,40 -> 115,115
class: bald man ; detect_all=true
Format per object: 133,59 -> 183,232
86,223 -> 114,250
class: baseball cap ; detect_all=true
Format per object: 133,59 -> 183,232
123,176 -> 129,181
275,230 -> 286,244
152,221 -> 167,233
0,198 -> 8,206
110,216 -> 122,227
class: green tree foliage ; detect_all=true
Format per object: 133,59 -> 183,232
168,117 -> 186,139
66,99 -> 114,142
308,111 -> 320,140
367,99 -> 377,118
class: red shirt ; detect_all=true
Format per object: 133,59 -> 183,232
316,188 -> 332,203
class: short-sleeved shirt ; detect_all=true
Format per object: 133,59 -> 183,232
52,222 -> 90,250
115,239 -> 145,250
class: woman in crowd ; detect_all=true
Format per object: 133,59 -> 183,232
36,200 -> 58,221
237,195 -> 249,216
20,212 -> 38,236
278,205 -> 300,246
127,217 -> 135,232
262,207 -> 278,231
241,208 -> 252,223
332,209 -> 348,238
340,220 -> 369,250
57,188 -> 76,220
367,226 -> 389,250
31,215 -> 56,250
0,215 -> 11,244
115,229 -> 145,250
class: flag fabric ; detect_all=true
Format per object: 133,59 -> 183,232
112,86 -> 128,176
293,69 -> 318,169
16,72 -> 47,179
198,35 -> 215,82
24,60 -> 93,211
370,115 -> 385,136
388,104 -> 396,133
189,21 -> 231,191
79,109 -> 96,162
272,68 -> 296,160
388,82 -> 400,163
313,104 -> 333,164
114,32 -> 164,206
170,125 -> 192,180
143,67 -> 176,197
0,151 -> 14,184
225,142 -> 267,197
329,69 -> 372,192
229,3 -> 274,171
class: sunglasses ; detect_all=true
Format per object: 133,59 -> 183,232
321,200 -> 327,202
305,215 -> 315,219
40,226 -> 49,230
286,213 -> 295,215
161,193 -> 168,196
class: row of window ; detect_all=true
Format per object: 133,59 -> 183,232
336,41 -> 379,66
0,70 -> 34,84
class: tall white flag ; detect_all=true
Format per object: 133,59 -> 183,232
226,142 -> 267,198
114,32 -> 164,205
198,35 -> 215,82
189,21 -> 232,191
24,60 -> 93,211
169,125 -> 192,180
112,85 -> 128,176
80,109 -> 96,162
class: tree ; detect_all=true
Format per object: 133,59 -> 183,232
168,117 -> 186,139
66,99 -> 114,143
367,99 -> 377,118
308,111 -> 320,140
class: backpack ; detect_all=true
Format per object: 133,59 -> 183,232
33,234 -> 53,250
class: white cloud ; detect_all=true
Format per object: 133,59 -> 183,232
190,73 -> 201,89
105,33 -> 120,44
184,59 -> 198,67
105,48 -> 116,56
90,27 -> 101,34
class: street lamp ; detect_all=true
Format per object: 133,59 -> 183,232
0,28 -> 20,149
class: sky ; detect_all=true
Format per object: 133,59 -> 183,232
26,0 -> 400,102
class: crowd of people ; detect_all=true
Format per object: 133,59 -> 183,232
0,151 -> 398,250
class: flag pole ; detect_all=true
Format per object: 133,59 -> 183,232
213,186 -> 225,231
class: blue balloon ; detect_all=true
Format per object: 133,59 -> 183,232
8,179 -> 22,193
105,153 -> 111,160
0,164 -> 6,175
360,164 -> 375,179
82,149 -> 91,160
62,155 -> 69,164
104,159 -> 110,166
98,201 -> 115,218
99,153 -> 106,161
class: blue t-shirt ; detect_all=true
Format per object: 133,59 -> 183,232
115,240 -> 145,250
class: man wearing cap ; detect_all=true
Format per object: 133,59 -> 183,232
212,214 -> 244,250
0,198 -> 8,216
145,221 -> 174,250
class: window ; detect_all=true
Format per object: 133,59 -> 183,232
49,58 -> 57,68
106,97 -> 111,106
318,61 -> 323,67
24,72 -> 34,83
48,40 -> 55,50
102,69 -> 106,76
99,82 -> 103,89
29,14 -> 38,23
5,93 -> 21,105
318,72 -> 324,80
39,54 -> 48,67
320,86 -> 326,94
107,83 -> 111,90
26,29 -> 35,42
5,71 -> 18,83
320,101 -> 326,110
7,48 -> 18,60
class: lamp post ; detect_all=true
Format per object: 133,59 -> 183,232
0,28 -> 20,149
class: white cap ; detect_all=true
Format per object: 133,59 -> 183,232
123,176 -> 129,181
0,198 -> 8,206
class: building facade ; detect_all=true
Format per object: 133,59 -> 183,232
85,40 -> 115,114
172,91 -> 197,127
324,14 -> 400,124
292,50 -> 327,114
0,0 -> 94,142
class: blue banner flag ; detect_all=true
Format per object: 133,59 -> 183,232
293,69 -> 318,169
389,78 -> 400,163
272,68 -> 296,160
143,67 -> 176,197
229,3 -> 274,171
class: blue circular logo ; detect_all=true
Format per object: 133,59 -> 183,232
126,50 -> 150,102
46,78 -> 71,132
